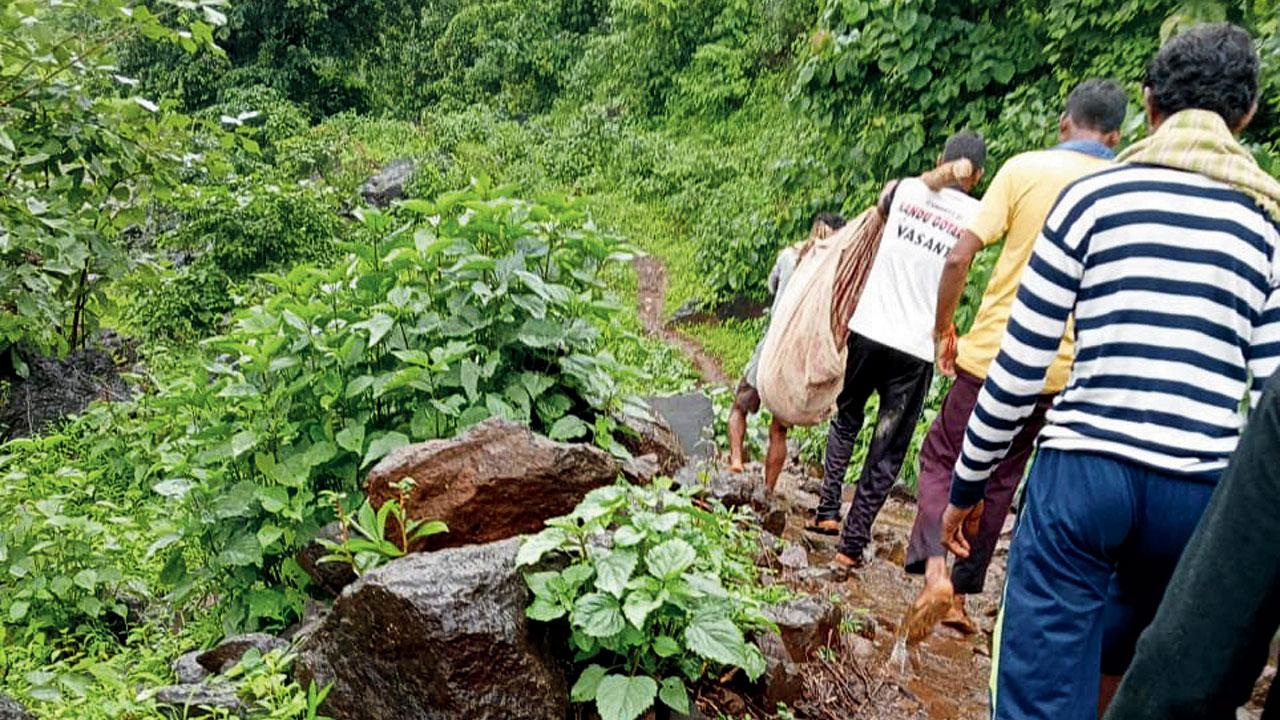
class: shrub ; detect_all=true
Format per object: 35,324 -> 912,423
517,479 -> 782,720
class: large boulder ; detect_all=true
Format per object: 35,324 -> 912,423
295,537 -> 567,720
645,393 -> 715,462
365,419 -> 619,552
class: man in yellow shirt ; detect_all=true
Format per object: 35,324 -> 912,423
903,79 -> 1128,634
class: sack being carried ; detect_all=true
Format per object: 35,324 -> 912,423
756,160 -> 973,426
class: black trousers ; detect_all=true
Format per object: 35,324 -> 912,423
1104,372 -> 1280,720
816,332 -> 932,558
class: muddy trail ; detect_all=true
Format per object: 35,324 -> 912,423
633,256 -> 729,385
772,464 -> 1002,720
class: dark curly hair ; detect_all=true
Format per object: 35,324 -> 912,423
1145,23 -> 1259,128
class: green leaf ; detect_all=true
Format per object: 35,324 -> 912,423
517,318 -> 564,348
613,525 -> 645,547
219,532 -> 264,567
8,601 -> 29,623
646,539 -> 696,580
461,359 -> 480,402
526,598 -> 566,622
230,429 -> 258,458
684,611 -> 749,669
359,313 -> 396,347
652,635 -> 681,658
73,569 -> 97,591
363,432 -> 410,468
516,528 -> 567,567
573,593 -> 625,638
571,664 -> 608,703
548,414 -> 588,441
593,549 -> 637,598
336,421 -> 366,454
257,486 -> 288,513
659,677 -> 690,715
622,590 -> 663,629
595,675 -> 657,720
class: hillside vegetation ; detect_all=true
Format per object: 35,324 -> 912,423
2,0 -> 1279,717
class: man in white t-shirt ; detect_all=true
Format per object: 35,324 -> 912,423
810,132 -> 986,570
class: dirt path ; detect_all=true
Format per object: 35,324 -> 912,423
772,466 -> 1001,719
633,256 -> 729,385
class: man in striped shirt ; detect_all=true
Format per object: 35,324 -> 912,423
940,25 -> 1280,719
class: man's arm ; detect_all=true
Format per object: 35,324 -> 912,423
934,232 -> 984,375
949,194 -> 1093,509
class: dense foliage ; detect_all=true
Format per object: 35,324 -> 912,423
6,0 -> 1280,717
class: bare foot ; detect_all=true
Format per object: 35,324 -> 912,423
940,597 -> 978,636
902,578 -> 955,645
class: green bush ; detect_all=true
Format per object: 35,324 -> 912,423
518,479 -> 782,720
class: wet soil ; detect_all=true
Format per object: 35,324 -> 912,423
0,341 -> 134,440
633,256 -> 729,385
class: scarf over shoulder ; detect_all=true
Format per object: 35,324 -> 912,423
1116,108 -> 1280,222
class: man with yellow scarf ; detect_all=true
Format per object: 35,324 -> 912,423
940,24 -> 1280,719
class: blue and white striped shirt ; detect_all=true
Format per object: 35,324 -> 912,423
952,164 -> 1280,507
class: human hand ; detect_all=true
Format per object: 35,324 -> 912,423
941,501 -> 984,558
935,325 -> 958,378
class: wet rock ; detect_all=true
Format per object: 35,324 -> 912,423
151,683 -> 242,718
295,537 -> 567,720
0,347 -> 131,440
621,453 -> 661,484
360,159 -> 415,207
615,403 -> 685,475
172,651 -> 209,684
297,522 -> 358,597
699,469 -> 766,509
365,419 -> 619,552
197,633 -> 287,674
0,693 -> 34,720
713,294 -> 768,322
795,566 -> 837,585
778,543 -> 809,570
645,393 -> 715,462
670,299 -> 706,325
763,596 -> 843,662
760,503 -> 788,536
754,632 -> 805,708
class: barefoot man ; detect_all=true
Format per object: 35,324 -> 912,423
809,132 -> 986,567
728,213 -> 846,491
904,79 -> 1127,634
